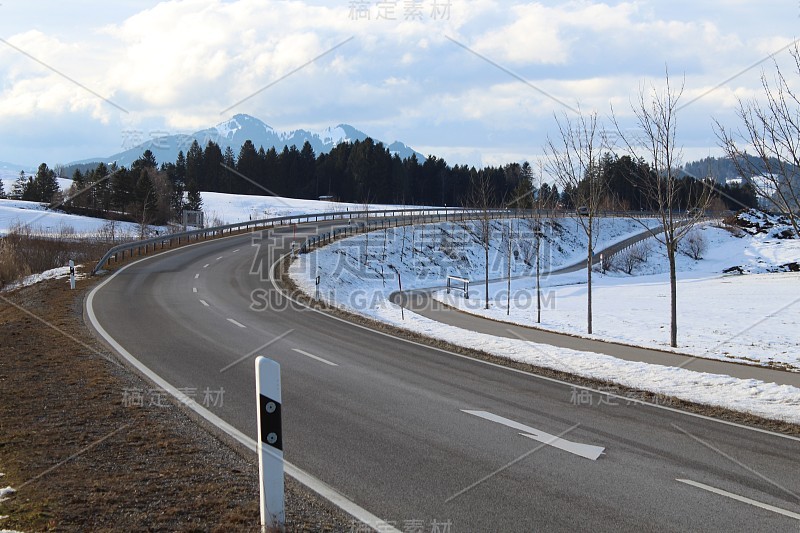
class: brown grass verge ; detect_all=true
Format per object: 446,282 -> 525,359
0,269 -> 352,531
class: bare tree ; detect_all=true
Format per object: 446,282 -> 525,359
680,229 -> 706,260
716,44 -> 800,237
545,109 -> 604,334
532,162 -> 547,323
613,240 -> 651,275
505,219 -> 514,315
466,173 -> 495,309
612,72 -> 710,347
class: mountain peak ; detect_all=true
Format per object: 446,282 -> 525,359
70,115 -> 422,167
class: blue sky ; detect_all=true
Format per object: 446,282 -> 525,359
1,1 -> 798,169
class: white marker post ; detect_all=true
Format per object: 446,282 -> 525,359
69,260 -> 76,290
255,356 -> 285,530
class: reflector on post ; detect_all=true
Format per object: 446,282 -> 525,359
255,356 -> 284,530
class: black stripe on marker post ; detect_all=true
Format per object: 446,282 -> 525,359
259,394 -> 283,451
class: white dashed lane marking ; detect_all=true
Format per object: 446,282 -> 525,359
292,348 -> 339,367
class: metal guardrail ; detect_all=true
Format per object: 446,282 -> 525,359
297,210 -> 677,254
91,206 -> 667,274
297,209 -> 507,253
91,207 -> 491,274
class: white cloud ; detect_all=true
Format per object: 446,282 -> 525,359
0,1 -> 798,166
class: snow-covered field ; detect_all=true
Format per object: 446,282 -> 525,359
0,199 -> 149,238
434,223 -> 800,370
201,191 -> 423,226
289,215 -> 800,424
0,171 -> 424,237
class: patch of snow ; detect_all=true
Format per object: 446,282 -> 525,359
2,265 -> 85,293
319,126 -> 349,146
0,486 -> 15,503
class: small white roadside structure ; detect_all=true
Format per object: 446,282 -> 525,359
446,275 -> 470,298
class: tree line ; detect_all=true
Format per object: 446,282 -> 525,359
3,137 -> 757,228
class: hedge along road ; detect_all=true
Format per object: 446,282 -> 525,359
86,218 -> 800,532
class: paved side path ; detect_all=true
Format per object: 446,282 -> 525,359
390,226 -> 800,389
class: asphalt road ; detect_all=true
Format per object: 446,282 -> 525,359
87,222 -> 800,532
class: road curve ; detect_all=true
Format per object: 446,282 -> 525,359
86,221 -> 800,532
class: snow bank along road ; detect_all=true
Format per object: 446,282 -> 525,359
390,233 -> 800,390
86,220 -> 800,532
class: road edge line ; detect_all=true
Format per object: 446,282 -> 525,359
85,237 -> 400,533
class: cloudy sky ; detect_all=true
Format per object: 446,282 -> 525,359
1,1 -> 798,169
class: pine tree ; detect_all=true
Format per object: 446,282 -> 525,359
39,163 -> 60,203
175,150 -> 187,184
65,169 -> 85,209
223,146 -> 236,168
185,179 -> 202,211
132,149 -> 158,173
111,168 -> 136,213
11,171 -> 26,199
186,140 -> 204,191
93,163 -> 112,212
136,169 -> 157,213
0,177 -> 5,199
202,141 -> 223,192
236,140 -> 259,193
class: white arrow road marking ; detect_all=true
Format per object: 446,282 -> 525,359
292,348 -> 338,367
677,479 -> 800,520
462,410 -> 605,460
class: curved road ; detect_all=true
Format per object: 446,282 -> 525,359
86,222 -> 800,532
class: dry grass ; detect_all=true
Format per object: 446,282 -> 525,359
0,224 -> 133,288
0,267 -> 352,531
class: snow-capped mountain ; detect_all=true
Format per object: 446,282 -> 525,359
70,114 -> 423,168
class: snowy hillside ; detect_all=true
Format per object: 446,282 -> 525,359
433,223 -> 800,369
289,216 -> 800,424
200,191 -> 423,226
290,211 -> 798,369
0,199 -> 147,238
291,216 -> 661,294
